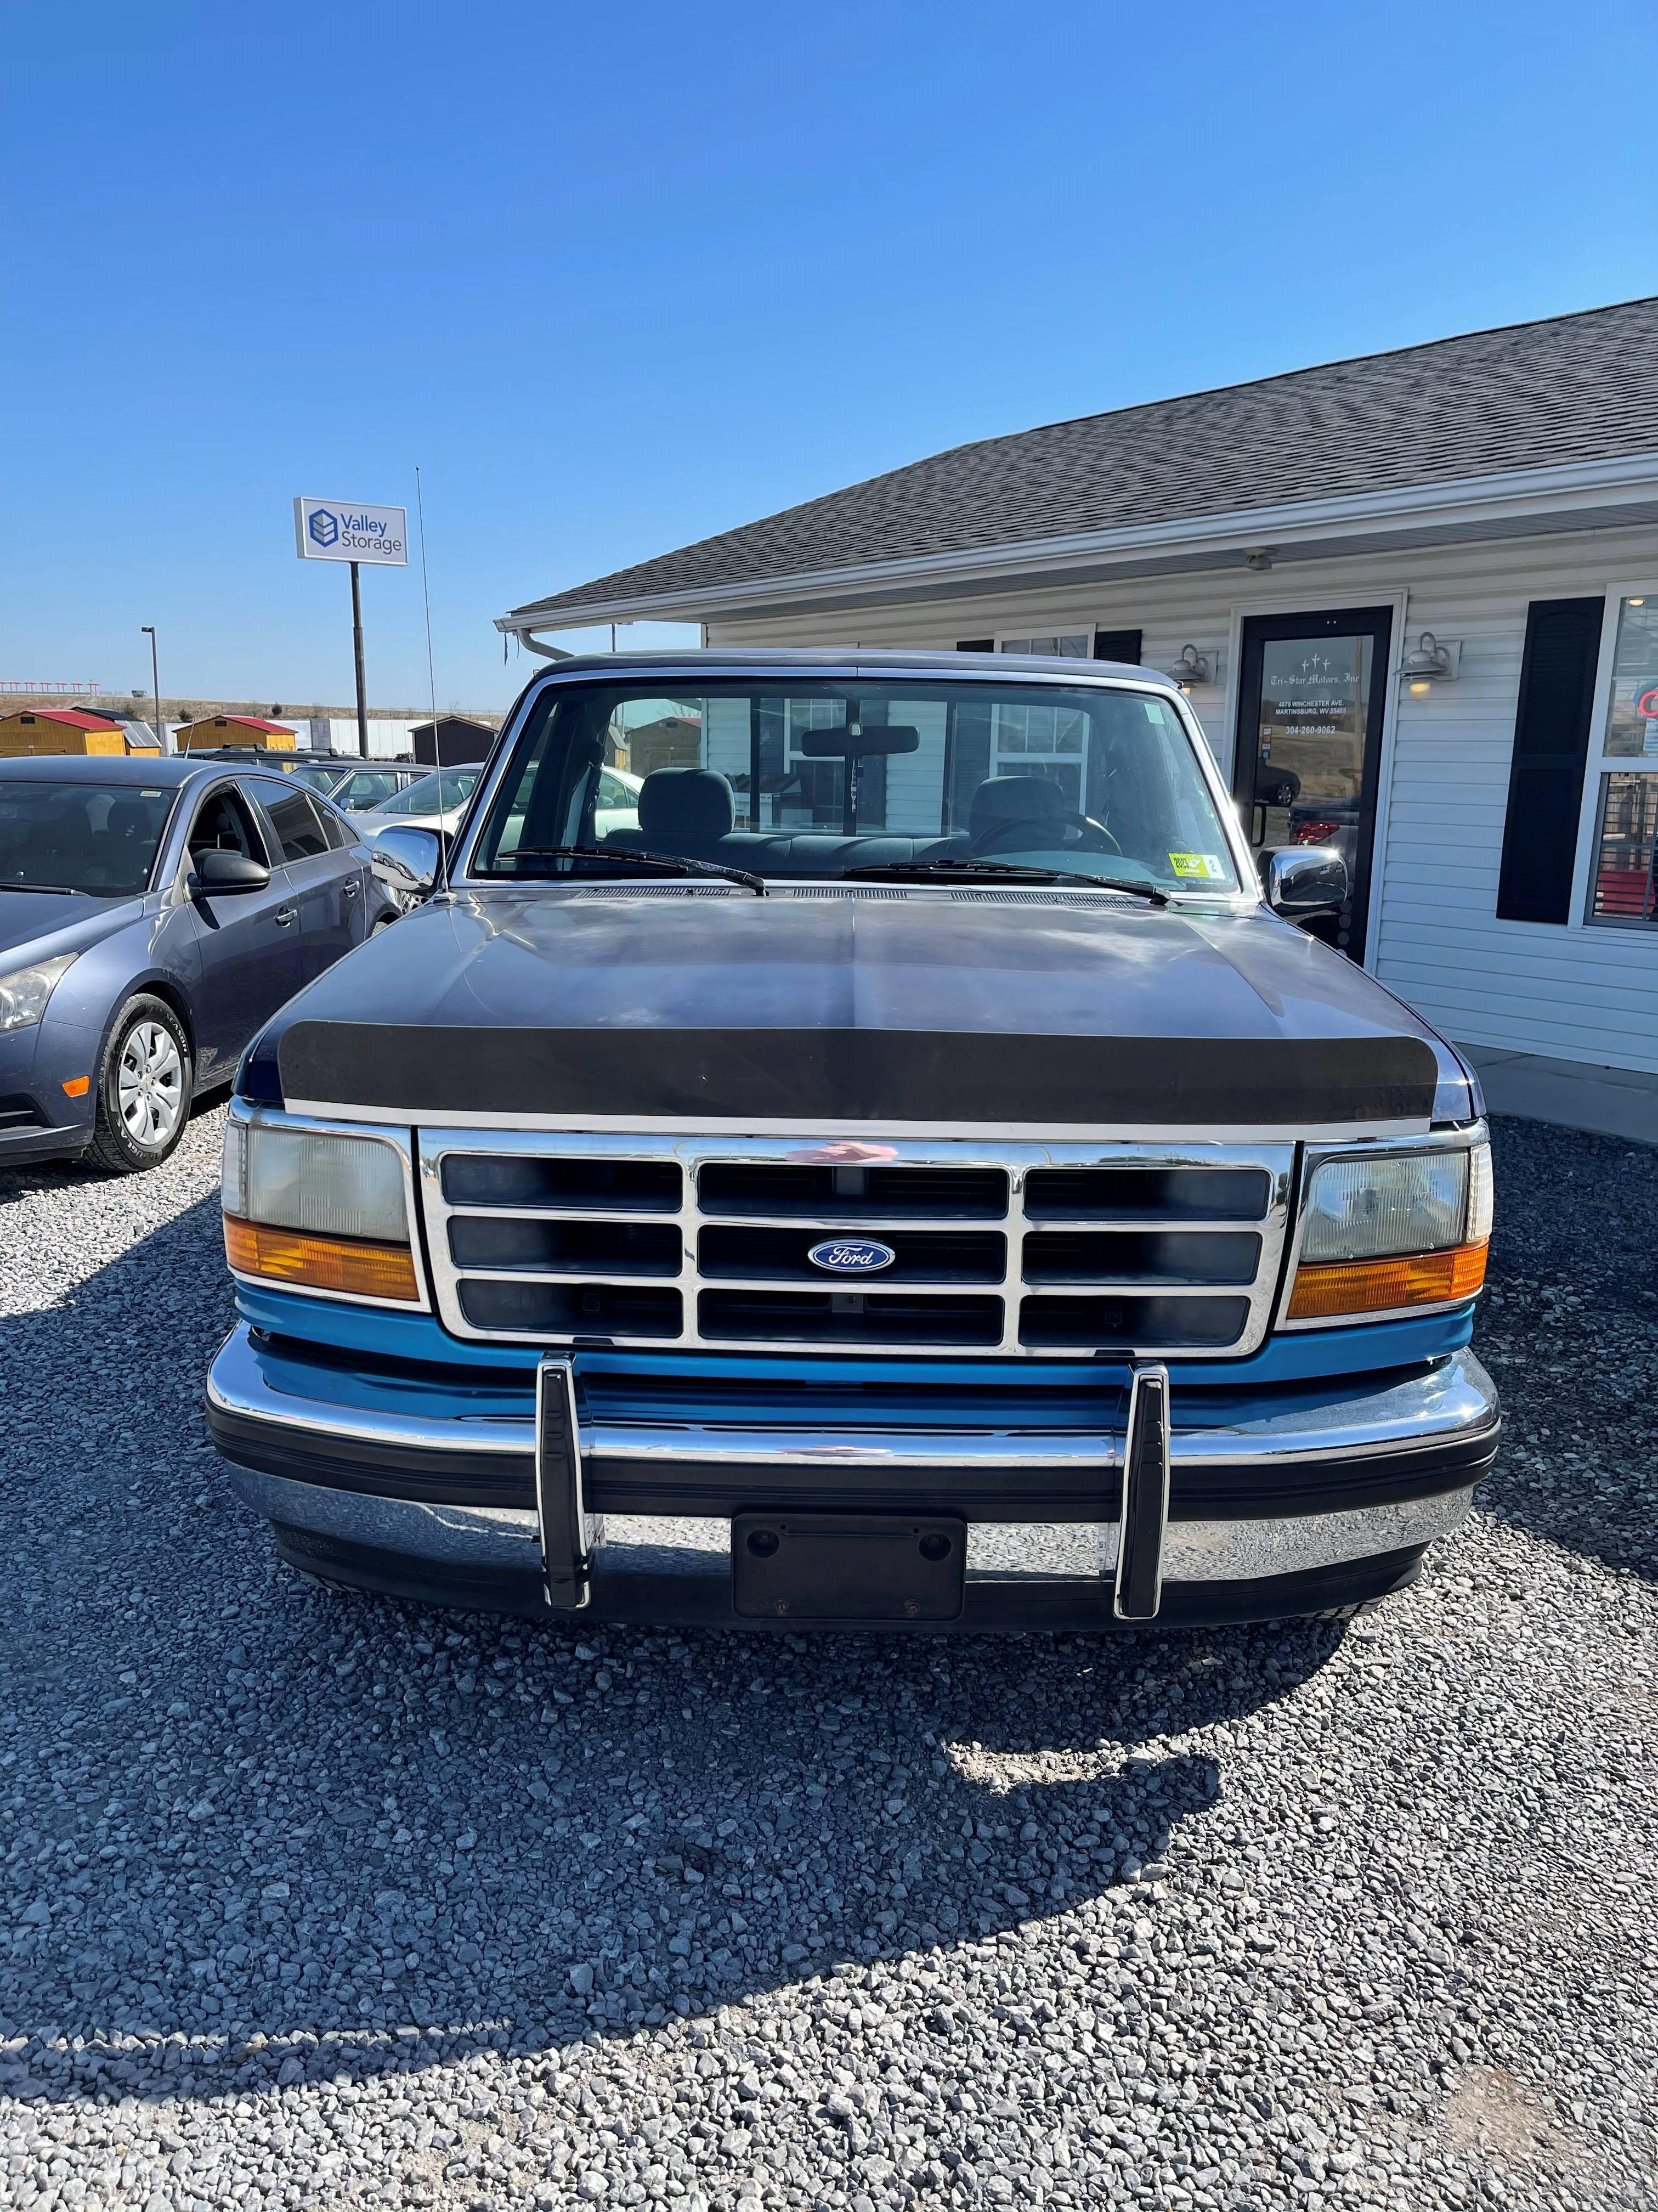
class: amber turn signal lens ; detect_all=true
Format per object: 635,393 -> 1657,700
223,1214 -> 420,1302
1287,1240 -> 1488,1321
61,1075 -> 90,1097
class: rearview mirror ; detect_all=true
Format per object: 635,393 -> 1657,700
190,849 -> 270,896
1266,846 -> 1348,916
797,725 -> 920,757
372,825 -> 442,906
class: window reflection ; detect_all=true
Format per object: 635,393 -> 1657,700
1603,598 -> 1658,758
1588,772 -> 1658,925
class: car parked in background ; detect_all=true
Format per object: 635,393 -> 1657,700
0,755 -> 396,1173
179,752 -> 426,815
357,766 -> 484,840
1288,794 -> 1360,869
291,763 -> 427,812
594,764 -> 642,838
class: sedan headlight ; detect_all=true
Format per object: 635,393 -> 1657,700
222,1120 -> 419,1302
0,952 -> 78,1032
1286,1141 -> 1491,1322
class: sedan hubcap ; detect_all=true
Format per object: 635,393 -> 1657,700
117,1020 -> 184,1148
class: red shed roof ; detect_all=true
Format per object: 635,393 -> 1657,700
1,707 -> 123,732
182,715 -> 295,736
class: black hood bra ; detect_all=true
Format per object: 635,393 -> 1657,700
253,887 -> 1469,1127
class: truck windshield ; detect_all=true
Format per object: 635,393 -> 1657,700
0,780 -> 176,895
469,679 -> 1241,893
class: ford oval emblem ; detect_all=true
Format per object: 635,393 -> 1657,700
808,1238 -> 896,1276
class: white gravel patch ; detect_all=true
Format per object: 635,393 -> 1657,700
0,1108 -> 1654,2211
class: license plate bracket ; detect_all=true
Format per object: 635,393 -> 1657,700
732,1512 -> 966,1622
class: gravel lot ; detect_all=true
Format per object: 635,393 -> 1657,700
1,1105 -> 1654,2211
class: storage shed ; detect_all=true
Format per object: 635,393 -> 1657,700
0,708 -> 138,756
410,714 -> 499,768
173,715 -> 297,753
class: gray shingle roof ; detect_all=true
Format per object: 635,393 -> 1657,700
509,297 -> 1658,625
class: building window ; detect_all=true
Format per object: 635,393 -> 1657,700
990,699 -> 1089,809
1586,596 -> 1658,928
999,634 -> 1090,658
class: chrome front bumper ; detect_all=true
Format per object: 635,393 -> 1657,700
225,1462 -> 1474,1584
207,1325 -> 1498,1626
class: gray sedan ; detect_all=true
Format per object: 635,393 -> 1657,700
0,755 -> 397,1173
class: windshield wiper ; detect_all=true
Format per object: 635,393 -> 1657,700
501,845 -> 766,895
842,858 -> 1169,905
0,881 -> 81,895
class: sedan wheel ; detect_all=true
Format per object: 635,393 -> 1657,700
86,995 -> 194,1174
117,1019 -> 185,1147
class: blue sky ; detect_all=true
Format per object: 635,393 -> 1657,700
5,1 -> 1656,712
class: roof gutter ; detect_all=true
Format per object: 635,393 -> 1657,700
496,451 -> 1658,636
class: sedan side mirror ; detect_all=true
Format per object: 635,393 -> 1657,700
372,825 -> 442,907
1266,846 -> 1348,915
190,849 -> 270,896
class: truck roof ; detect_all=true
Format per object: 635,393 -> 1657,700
521,647 -> 1172,686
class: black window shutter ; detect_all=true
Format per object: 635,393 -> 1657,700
1496,597 -> 1604,924
1094,629 -> 1143,665
955,639 -> 994,653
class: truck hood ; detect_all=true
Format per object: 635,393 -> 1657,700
261,887 -> 1474,1130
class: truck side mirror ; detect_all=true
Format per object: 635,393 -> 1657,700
1266,846 -> 1348,916
372,825 -> 443,906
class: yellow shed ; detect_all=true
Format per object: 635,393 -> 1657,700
174,715 -> 297,752
0,708 -> 131,756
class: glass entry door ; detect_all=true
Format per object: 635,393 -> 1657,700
1233,606 -> 1392,960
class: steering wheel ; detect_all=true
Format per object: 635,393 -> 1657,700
970,810 -> 1121,856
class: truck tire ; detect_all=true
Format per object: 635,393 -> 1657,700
84,995 -> 194,1175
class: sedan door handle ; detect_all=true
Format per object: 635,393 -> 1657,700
342,878 -> 360,898
274,906 -> 298,927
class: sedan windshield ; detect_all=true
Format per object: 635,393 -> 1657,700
378,768 -> 480,816
0,780 -> 176,895
469,679 -> 1241,892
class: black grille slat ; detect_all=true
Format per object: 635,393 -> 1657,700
457,1280 -> 683,1336
699,1164 -> 1008,1218
1023,1167 -> 1271,1222
1023,1230 -> 1261,1286
700,1290 -> 1004,1347
442,1155 -> 682,1211
449,1216 -> 682,1277
1019,1295 -> 1250,1349
699,1226 -> 1006,1284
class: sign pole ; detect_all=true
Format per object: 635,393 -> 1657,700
350,560 -> 368,758
293,501 -> 405,754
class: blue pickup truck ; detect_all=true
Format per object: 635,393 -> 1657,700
205,650 -> 1497,1631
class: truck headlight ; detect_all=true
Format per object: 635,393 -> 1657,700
222,1121 -> 420,1302
1286,1142 -> 1491,1321
0,952 -> 78,1032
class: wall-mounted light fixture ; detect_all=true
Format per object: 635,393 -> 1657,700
1399,631 -> 1461,697
1165,644 -> 1216,692
1245,548 -> 1275,572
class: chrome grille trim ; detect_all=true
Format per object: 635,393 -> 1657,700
418,1131 -> 1293,1360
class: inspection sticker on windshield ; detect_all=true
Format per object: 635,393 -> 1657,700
1168,851 -> 1226,879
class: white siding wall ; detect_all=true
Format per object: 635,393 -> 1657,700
706,522 -> 1658,1073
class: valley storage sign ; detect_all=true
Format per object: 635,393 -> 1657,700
292,497 -> 408,566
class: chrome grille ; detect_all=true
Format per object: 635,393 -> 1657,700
419,1133 -> 1293,1359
